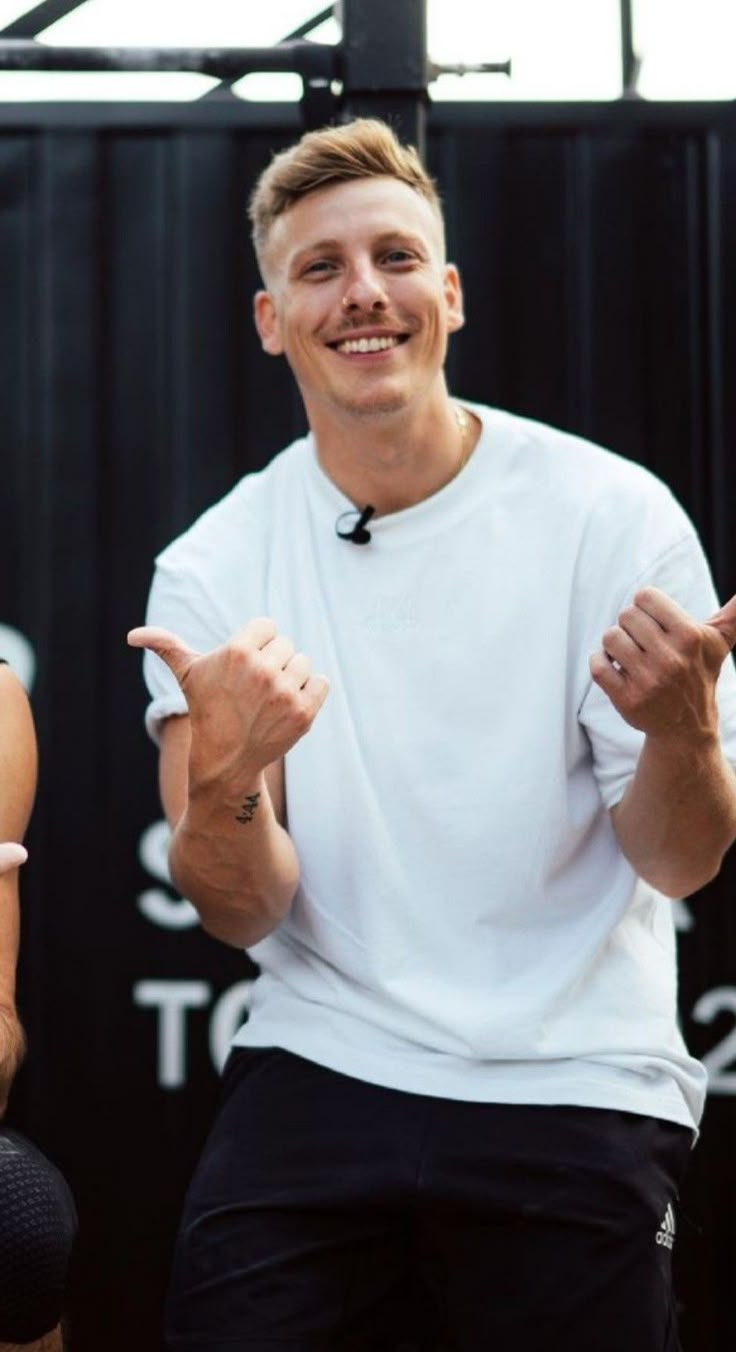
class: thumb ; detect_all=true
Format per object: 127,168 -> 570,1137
705,593 -> 736,652
127,625 -> 199,685
0,842 -> 28,874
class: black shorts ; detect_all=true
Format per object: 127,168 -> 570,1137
166,1047 -> 692,1352
0,1127 -> 77,1343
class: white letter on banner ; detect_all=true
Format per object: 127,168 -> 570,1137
137,820 -> 199,930
692,987 -> 736,1095
209,981 -> 257,1072
133,980 -> 211,1088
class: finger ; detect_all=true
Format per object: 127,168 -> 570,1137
600,626 -> 641,677
631,586 -> 691,634
706,592 -> 736,652
589,649 -> 627,695
127,626 -> 199,684
235,617 -> 279,650
0,842 -> 28,874
617,603 -> 668,654
284,652 -> 313,689
301,674 -> 330,717
259,635 -> 296,671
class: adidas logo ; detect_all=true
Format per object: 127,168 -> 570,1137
656,1203 -> 676,1249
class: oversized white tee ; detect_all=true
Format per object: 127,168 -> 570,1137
143,403 -> 736,1130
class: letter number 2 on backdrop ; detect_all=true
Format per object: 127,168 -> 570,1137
692,987 -> 736,1095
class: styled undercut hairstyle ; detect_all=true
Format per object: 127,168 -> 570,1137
248,118 -> 445,275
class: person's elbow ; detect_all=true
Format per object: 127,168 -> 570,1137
637,848 -> 730,901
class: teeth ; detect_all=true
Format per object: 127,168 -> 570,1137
336,335 -> 401,354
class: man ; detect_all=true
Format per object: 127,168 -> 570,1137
130,119 -> 736,1351
0,660 -> 77,1352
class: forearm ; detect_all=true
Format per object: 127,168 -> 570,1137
612,731 -> 736,896
0,1004 -> 25,1113
169,771 -> 300,947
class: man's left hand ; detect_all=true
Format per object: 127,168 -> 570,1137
590,588 -> 736,740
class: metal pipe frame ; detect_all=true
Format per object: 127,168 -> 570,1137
0,37 -> 338,82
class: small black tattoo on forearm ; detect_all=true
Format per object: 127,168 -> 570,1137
235,792 -> 261,824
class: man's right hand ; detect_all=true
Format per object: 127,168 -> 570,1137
0,843 -> 27,874
127,618 -> 329,790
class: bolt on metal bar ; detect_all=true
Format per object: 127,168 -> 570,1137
429,60 -> 511,79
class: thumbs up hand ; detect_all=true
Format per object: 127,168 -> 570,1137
590,587 -> 736,742
127,618 -> 329,788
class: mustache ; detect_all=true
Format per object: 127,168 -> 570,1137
329,316 -> 417,338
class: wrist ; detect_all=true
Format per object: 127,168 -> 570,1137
188,756 -> 266,802
183,770 -> 270,835
645,724 -> 721,757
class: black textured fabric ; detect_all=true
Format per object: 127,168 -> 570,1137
0,1128 -> 77,1342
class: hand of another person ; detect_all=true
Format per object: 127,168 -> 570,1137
127,619 -> 329,788
590,588 -> 736,741
0,842 -> 27,874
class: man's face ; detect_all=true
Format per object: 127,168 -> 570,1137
254,176 -> 464,424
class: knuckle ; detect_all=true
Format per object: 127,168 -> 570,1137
677,628 -> 699,658
292,705 -> 312,735
662,646 -> 685,677
248,657 -> 272,688
270,675 -> 294,703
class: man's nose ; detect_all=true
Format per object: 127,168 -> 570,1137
341,265 -> 389,312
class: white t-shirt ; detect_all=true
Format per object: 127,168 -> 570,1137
143,403 -> 736,1130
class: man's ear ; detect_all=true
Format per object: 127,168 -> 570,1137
444,263 -> 465,335
253,290 -> 284,356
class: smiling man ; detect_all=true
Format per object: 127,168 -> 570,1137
130,119 -> 736,1352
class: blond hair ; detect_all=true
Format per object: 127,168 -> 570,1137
248,118 -> 444,272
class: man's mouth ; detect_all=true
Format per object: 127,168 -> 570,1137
329,334 -> 409,355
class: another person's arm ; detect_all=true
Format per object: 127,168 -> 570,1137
0,666 -> 37,1115
128,618 -> 328,948
591,587 -> 736,897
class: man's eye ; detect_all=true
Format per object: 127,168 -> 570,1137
304,259 -> 338,275
383,250 -> 415,264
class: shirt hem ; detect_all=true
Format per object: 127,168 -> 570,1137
230,1024 -> 701,1133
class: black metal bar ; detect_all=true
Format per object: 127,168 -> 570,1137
0,38 -> 338,81
0,0 -> 84,39
283,4 -> 335,43
0,100 -> 733,133
199,5 -> 337,107
341,0 -> 428,154
620,0 -> 641,96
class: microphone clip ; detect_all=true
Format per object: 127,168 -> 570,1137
335,503 -> 375,545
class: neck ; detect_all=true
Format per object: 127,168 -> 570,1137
310,395 -> 479,516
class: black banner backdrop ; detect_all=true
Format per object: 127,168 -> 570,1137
1,100 -> 735,1350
